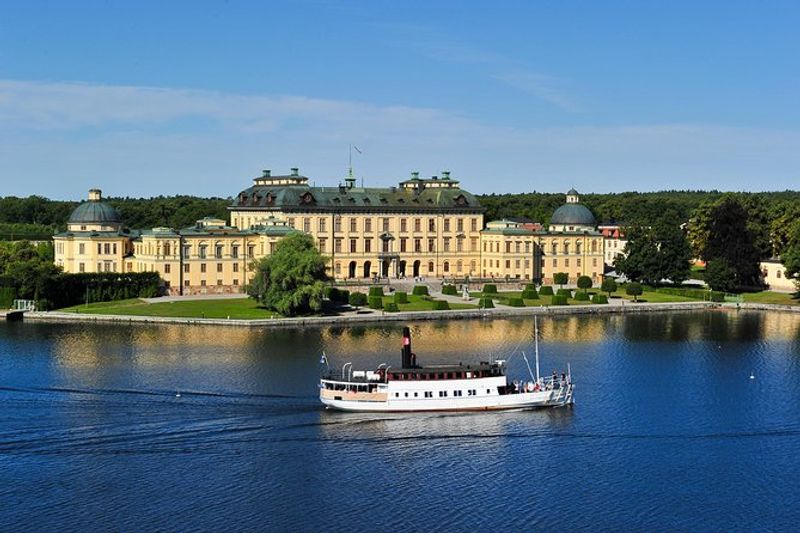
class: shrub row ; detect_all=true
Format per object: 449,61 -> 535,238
507,297 -> 525,307
349,292 -> 368,307
394,291 -> 408,304
591,294 -> 608,304
368,296 -> 383,309
368,286 -> 384,297
432,300 -> 450,310
478,297 -> 494,309
483,284 -> 498,294
556,288 -> 572,298
521,288 -> 539,300
652,286 -> 725,302
384,302 -> 399,312
573,292 -> 590,301
539,286 -> 554,296
551,294 -> 568,306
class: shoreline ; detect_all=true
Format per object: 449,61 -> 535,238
18,301 -> 799,329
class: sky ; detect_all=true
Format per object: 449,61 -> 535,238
1,0 -> 799,199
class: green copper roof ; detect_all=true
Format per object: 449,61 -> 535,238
550,203 -> 596,226
67,200 -> 122,225
231,183 -> 482,212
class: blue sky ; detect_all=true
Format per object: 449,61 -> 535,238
1,0 -> 799,198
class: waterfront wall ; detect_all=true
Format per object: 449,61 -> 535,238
24,301 -> 728,329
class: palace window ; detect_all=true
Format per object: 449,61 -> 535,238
470,260 -> 476,273
199,245 -> 207,259
164,243 -> 170,256
335,238 -> 342,253
515,242 -> 521,253
319,238 -> 327,253
364,239 -> 372,253
414,218 -> 421,232
443,237 -> 450,252
400,219 -> 407,233
400,238 -> 407,253
471,238 -> 477,252
350,239 -> 357,253
565,259 -> 570,267
576,242 -> 582,254
457,260 -> 463,273
233,279 -> 239,286
457,239 -> 463,252
217,280 -> 223,286
184,280 -> 190,287
382,218 -> 390,232
525,242 -> 530,253
428,261 -> 434,273
577,258 -> 581,267
364,218 -> 372,232
553,259 -> 558,267
428,219 -> 435,232
231,246 -> 239,259
183,245 -> 191,258
506,260 -> 511,269
349,218 -> 357,232
287,217 -> 295,228
382,240 -> 390,253
334,217 -> 342,233
592,240 -> 598,253
335,262 -> 341,275
184,264 -> 190,273
471,218 -> 478,232
551,243 -> 557,254
200,263 -> 207,273
201,280 -> 206,287
506,242 -> 512,253
319,218 -> 326,232
457,218 -> 464,232
79,243 -> 85,255
215,245 -> 223,259
217,263 -> 223,273
248,245 -> 255,257
233,263 -> 239,273
414,239 -> 422,253
563,243 -> 570,255
79,262 -> 85,272
443,261 -> 450,273
428,238 -> 435,252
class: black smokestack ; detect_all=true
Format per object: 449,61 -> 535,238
401,326 -> 412,368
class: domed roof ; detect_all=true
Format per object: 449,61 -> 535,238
68,199 -> 122,225
550,203 -> 596,226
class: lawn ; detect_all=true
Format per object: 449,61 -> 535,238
468,288 -> 697,305
742,291 -> 800,306
380,294 -> 477,311
60,297 -> 281,319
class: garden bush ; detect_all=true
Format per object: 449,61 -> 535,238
539,285 -> 554,296
556,288 -> 572,298
574,292 -> 590,301
368,286 -> 385,298
478,297 -> 494,309
348,292 -> 368,307
441,284 -> 458,296
507,297 -> 525,307
368,296 -> 384,309
482,284 -> 498,294
412,285 -> 429,296
432,300 -> 450,310
384,302 -> 399,312
0,286 -> 15,309
394,291 -> 408,304
524,283 -> 537,292
551,294 -> 568,306
324,287 -> 349,303
521,288 -> 539,299
592,294 -> 608,304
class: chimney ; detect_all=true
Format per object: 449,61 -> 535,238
262,169 -> 271,178
401,326 -> 413,368
290,167 -> 299,176
88,189 -> 102,201
442,170 -> 450,180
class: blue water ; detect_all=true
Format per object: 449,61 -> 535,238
1,310 -> 800,530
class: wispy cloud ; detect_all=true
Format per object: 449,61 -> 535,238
0,79 -> 798,198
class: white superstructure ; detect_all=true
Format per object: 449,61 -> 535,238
319,324 -> 573,413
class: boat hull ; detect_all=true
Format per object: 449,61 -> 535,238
320,389 -> 572,413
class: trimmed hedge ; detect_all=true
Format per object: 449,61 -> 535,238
441,284 -> 458,296
348,292 -> 368,307
483,284 -> 498,294
394,291 -> 408,304
507,297 -> 525,307
592,294 -> 608,304
574,292 -> 590,301
368,286 -> 385,297
539,285 -> 554,296
432,300 -> 450,310
478,297 -> 495,309
524,283 -> 537,291
368,296 -> 383,309
45,272 -> 162,310
551,294 -> 569,306
384,302 -> 399,312
412,285 -> 429,296
652,286 -> 725,302
556,288 -> 572,298
521,288 -> 539,299
324,287 -> 350,303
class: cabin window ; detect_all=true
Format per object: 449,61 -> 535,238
414,392 -> 418,397
487,389 -> 491,394
395,393 -> 399,397
425,391 -> 432,398
404,392 -> 408,397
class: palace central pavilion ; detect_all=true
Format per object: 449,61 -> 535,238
54,169 -> 604,295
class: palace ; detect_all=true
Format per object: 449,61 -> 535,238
53,169 -> 604,295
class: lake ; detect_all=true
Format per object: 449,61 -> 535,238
2,310 -> 800,530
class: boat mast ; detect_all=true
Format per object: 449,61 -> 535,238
534,316 -> 541,384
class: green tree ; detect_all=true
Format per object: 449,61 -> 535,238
688,195 -> 764,287
704,259 -> 737,293
247,233 -> 328,316
576,275 -> 592,293
553,272 -> 568,288
626,282 -> 643,302
781,221 -> 800,291
615,213 -> 691,285
601,277 -> 618,296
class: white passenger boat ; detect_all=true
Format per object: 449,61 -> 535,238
319,320 -> 574,413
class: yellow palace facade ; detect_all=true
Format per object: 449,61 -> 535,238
54,170 -> 603,295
